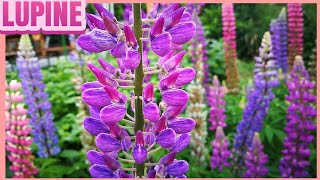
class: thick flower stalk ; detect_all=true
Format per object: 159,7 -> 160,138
187,4 -> 210,86
279,56 -> 316,178
222,3 -> 240,94
231,32 -> 278,173
210,127 -> 230,171
186,56 -> 208,166
288,3 -> 304,71
208,76 -> 227,131
270,8 -> 288,74
16,35 -> 60,158
243,133 -> 268,178
77,3 -> 196,178
5,80 -> 38,178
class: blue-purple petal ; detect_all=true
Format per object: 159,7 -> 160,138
166,160 -> 189,177
89,164 -> 116,178
87,150 -> 105,165
156,128 -> 176,148
143,102 -> 160,122
168,22 -> 196,45
168,117 -> 195,134
90,29 -> 118,51
162,89 -> 189,106
122,49 -> 141,70
151,32 -> 172,57
132,145 -> 148,164
100,103 -> 127,125
82,88 -> 111,107
170,133 -> 190,153
84,117 -> 109,136
96,133 -> 121,152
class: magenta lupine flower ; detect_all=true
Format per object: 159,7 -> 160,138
5,80 -> 38,178
288,3 -> 304,70
222,3 -> 240,94
78,3 -> 196,178
208,76 -> 227,131
210,127 -> 230,171
243,133 -> 268,178
279,56 -> 316,178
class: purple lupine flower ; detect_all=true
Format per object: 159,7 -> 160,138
270,8 -> 288,74
243,133 -> 268,178
232,32 -> 278,171
210,127 -> 230,171
222,3 -> 240,94
279,56 -> 316,178
288,3 -> 304,71
208,76 -> 227,131
149,4 -> 196,56
16,35 -> 60,158
78,3 -> 196,178
5,80 -> 38,178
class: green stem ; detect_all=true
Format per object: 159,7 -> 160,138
133,3 -> 145,177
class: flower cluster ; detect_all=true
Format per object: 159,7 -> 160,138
186,55 -> 208,166
208,76 -> 227,131
243,133 -> 268,178
5,80 -> 38,178
210,127 -> 230,171
232,32 -> 278,171
270,7 -> 288,74
279,56 -> 316,177
222,3 -> 240,94
77,3 -> 196,178
288,3 -> 304,71
16,35 -> 60,158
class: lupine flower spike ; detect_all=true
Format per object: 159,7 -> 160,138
16,35 -> 60,158
187,41 -> 208,166
231,32 -> 278,174
77,3 -> 196,178
243,132 -> 268,178
208,76 -> 227,131
5,80 -> 38,178
222,3 -> 240,94
270,8 -> 288,75
288,3 -> 304,71
210,127 -> 230,171
279,56 -> 316,177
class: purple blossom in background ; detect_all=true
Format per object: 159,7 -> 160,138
16,35 -> 60,158
270,8 -> 288,74
243,133 -> 268,178
279,56 -> 316,178
232,32 -> 278,172
5,80 -> 38,178
208,76 -> 227,131
77,3 -> 196,178
210,127 -> 230,171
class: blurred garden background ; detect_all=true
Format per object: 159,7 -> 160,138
5,3 -> 317,178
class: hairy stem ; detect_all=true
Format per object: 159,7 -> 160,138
133,3 -> 145,177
